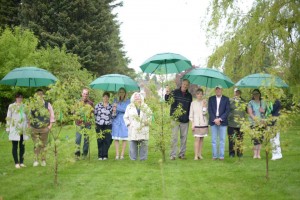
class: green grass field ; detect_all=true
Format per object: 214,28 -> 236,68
0,120 -> 300,200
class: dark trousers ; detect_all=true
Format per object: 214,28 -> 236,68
227,127 -> 243,157
96,124 -> 112,158
75,125 -> 90,157
12,135 -> 25,164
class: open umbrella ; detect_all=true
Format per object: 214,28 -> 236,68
182,67 -> 234,88
0,66 -> 58,87
89,74 -> 139,92
235,73 -> 289,88
140,52 -> 192,74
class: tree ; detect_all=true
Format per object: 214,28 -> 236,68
0,0 -> 21,29
205,0 -> 300,87
19,0 -> 133,76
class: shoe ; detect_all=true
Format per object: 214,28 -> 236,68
257,155 -> 261,159
178,156 -> 186,160
170,156 -> 176,160
229,155 -> 235,158
194,157 -> 199,160
198,156 -> 203,160
98,158 -> 103,160
33,161 -> 39,167
20,164 -> 26,167
103,157 -> 108,160
271,155 -> 282,160
120,156 -> 124,160
253,155 -> 257,159
115,156 -> 119,160
15,164 -> 20,169
41,160 -> 46,167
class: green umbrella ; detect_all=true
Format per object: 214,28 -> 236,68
140,52 -> 192,74
182,67 -> 234,88
235,73 -> 289,88
89,74 -> 139,92
0,66 -> 58,87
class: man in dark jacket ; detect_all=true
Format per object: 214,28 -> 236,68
165,79 -> 192,160
208,85 -> 230,160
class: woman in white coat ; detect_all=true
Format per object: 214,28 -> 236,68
123,92 -> 152,160
6,92 -> 29,168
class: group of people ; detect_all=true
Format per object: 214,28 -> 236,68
165,79 -> 283,161
6,79 -> 283,169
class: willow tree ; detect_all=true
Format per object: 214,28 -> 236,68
205,0 -> 300,88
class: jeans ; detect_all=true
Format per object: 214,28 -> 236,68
211,125 -> 227,159
129,140 -> 148,160
12,135 -> 25,164
75,125 -> 90,157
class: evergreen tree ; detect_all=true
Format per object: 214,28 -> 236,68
0,0 -> 21,29
19,0 -> 133,76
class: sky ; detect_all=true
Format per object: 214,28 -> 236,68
115,0 -> 212,72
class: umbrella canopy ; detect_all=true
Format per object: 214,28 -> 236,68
0,66 -> 58,87
140,52 -> 192,74
182,68 -> 234,88
89,74 -> 139,92
235,73 -> 289,88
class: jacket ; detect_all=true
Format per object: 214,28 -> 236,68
165,87 -> 192,123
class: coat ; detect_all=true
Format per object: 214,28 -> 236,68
123,94 -> 152,141
189,100 -> 208,127
208,95 -> 230,126
6,103 -> 29,141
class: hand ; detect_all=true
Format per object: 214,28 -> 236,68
202,100 -> 207,107
214,118 -> 221,125
259,107 -> 265,113
192,126 -> 195,131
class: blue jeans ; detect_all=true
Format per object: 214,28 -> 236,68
211,125 -> 227,159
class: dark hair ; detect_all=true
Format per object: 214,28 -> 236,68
15,92 -> 23,98
196,88 -> 204,94
36,89 -> 44,93
103,91 -> 110,98
118,87 -> 127,101
252,89 -> 262,100
182,79 -> 190,84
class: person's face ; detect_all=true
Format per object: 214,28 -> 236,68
82,89 -> 89,100
215,88 -> 222,96
134,94 -> 141,105
103,95 -> 109,103
253,93 -> 260,100
36,91 -> 44,98
196,92 -> 203,100
16,96 -> 23,103
235,91 -> 241,97
118,89 -> 126,99
181,80 -> 189,92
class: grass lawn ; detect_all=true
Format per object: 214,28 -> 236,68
0,119 -> 299,200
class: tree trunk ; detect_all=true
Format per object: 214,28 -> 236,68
54,143 -> 58,185
265,150 -> 269,180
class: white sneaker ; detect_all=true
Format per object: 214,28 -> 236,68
33,161 -> 39,167
103,157 -> 107,160
20,164 -> 26,167
41,160 -> 46,167
15,164 -> 20,169
98,158 -> 103,160
115,156 -> 119,160
120,156 -> 124,160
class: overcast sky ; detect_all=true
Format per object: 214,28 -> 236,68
115,0 -> 212,72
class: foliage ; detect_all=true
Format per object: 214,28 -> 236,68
18,0 -> 133,76
145,80 -> 184,162
0,0 -> 21,29
238,86 -> 298,178
205,0 -> 300,92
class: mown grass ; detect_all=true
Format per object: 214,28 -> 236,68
0,119 -> 299,200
